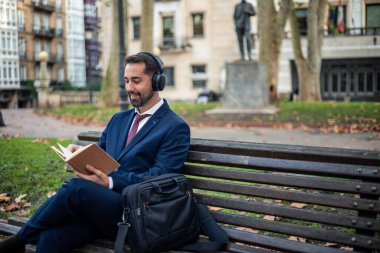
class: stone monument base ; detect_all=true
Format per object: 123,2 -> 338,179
222,60 -> 269,108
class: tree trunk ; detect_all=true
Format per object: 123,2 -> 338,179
141,0 -> 154,52
257,0 -> 292,103
289,0 -> 325,101
0,111 -> 5,127
100,0 -> 128,108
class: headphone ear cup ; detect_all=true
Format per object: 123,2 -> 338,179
152,73 -> 166,91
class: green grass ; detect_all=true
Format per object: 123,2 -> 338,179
0,137 -> 71,219
38,101 -> 380,127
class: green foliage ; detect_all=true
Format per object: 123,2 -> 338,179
0,137 -> 71,219
39,101 -> 380,127
275,101 -> 380,125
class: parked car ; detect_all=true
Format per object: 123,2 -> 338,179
195,91 -> 220,103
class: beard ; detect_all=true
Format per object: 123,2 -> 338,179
128,88 -> 155,108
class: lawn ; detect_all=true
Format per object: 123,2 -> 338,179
38,101 -> 380,132
0,137 -> 71,219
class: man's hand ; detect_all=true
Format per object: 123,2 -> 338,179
74,164 -> 110,188
67,144 -> 82,153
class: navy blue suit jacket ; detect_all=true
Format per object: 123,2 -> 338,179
97,100 -> 190,192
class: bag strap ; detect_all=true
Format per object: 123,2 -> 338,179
114,208 -> 131,253
178,202 -> 228,252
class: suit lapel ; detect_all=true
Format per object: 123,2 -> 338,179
116,112 -> 135,158
117,101 -> 169,160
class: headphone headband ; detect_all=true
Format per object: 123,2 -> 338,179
138,51 -> 164,74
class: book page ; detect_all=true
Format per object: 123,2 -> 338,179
58,143 -> 73,159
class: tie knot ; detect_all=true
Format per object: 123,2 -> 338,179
134,113 -> 151,123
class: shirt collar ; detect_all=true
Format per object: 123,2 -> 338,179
134,98 -> 164,116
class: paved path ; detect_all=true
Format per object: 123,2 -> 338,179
1,109 -> 379,151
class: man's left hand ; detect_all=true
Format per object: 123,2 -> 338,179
74,164 -> 109,188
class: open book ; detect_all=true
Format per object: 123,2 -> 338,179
51,143 -> 120,175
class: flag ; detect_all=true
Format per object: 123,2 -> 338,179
337,0 -> 345,33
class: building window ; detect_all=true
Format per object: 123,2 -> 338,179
58,67 -> 64,81
326,4 -> 346,34
56,0 -> 61,11
132,17 -> 140,40
20,65 -> 27,80
56,16 -> 62,32
19,38 -> 25,57
366,4 -> 380,33
192,13 -> 204,37
164,67 -> 174,87
42,14 -> 49,31
192,65 -> 207,88
162,16 -> 174,47
17,10 -> 24,31
295,8 -> 307,36
33,12 -> 40,31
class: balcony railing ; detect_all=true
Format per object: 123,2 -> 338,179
158,37 -> 192,52
32,0 -> 55,12
33,27 -> 55,38
85,40 -> 101,52
284,27 -> 380,38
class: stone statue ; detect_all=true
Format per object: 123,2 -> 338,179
233,0 -> 256,60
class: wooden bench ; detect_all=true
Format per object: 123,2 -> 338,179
1,130 -> 379,252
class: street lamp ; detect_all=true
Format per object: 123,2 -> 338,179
85,30 -> 93,104
118,0 -> 128,110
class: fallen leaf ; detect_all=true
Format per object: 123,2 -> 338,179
236,227 -> 259,233
31,138 -> 51,145
263,215 -> 276,221
14,209 -> 31,216
0,193 -> 10,202
15,194 -> 27,203
1,201 -> 19,212
289,236 -> 306,242
47,191 -> 56,198
290,203 -> 307,208
207,206 -> 223,211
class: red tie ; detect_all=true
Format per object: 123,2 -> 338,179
126,114 -> 151,146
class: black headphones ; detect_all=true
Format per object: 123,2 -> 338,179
138,52 -> 166,91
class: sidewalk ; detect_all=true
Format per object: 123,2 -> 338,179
1,109 -> 379,151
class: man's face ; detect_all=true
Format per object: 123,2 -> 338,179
124,62 -> 155,109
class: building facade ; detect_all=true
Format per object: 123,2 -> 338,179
84,0 -> 101,91
0,0 -> 21,107
280,0 -> 380,101
65,0 -> 86,87
118,0 -> 379,102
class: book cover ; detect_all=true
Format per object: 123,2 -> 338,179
51,143 -> 120,175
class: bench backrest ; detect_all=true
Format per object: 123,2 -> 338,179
77,132 -> 380,253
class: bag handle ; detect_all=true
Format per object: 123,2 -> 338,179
151,178 -> 179,195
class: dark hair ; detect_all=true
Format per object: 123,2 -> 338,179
125,53 -> 159,77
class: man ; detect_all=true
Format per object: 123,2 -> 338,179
0,52 -> 191,253
233,0 -> 256,60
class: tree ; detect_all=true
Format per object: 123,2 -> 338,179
257,0 -> 292,103
289,0 -> 326,101
100,0 -> 128,108
141,0 -> 154,52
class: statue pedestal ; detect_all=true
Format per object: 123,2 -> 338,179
222,61 -> 268,108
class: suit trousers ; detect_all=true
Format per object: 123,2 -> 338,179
235,26 -> 253,60
18,178 -> 123,253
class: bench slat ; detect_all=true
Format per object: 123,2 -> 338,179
225,228 -> 356,253
190,138 -> 380,166
190,179 -> 380,212
187,151 -> 380,180
184,165 -> 380,196
216,212 -> 379,250
195,194 -> 380,232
